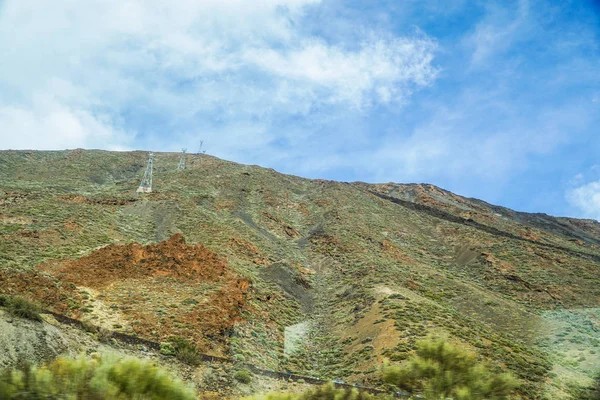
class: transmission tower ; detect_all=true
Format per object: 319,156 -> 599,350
197,141 -> 206,156
177,148 -> 187,170
136,153 -> 154,193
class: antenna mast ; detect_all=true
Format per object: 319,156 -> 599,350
136,153 -> 154,193
177,148 -> 187,170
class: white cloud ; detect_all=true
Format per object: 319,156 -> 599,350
0,91 -> 132,150
243,36 -> 437,107
276,89 -> 591,185
0,0 -> 438,151
566,181 -> 600,220
465,0 -> 530,66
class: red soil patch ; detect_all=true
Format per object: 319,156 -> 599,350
38,234 -> 250,350
227,237 -> 269,265
0,269 -> 81,314
63,218 -> 81,232
51,234 -> 227,288
293,202 -> 310,217
381,240 -> 417,264
262,211 -> 301,238
215,199 -> 235,211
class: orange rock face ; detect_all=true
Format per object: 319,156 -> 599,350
5,234 -> 251,351
52,233 -> 228,288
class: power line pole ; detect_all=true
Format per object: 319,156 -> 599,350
136,153 -> 154,193
177,148 -> 187,170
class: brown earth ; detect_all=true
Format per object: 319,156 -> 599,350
0,269 -> 81,314
227,237 -> 269,266
49,233 -> 228,287
381,239 -> 418,264
14,234 -> 252,352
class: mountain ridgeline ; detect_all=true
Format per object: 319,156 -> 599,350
0,149 -> 598,399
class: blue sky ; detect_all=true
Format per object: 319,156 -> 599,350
0,0 -> 599,219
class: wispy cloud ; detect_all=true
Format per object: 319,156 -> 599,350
567,180 -> 600,221
243,36 -> 437,108
464,0 -> 530,67
263,83 -> 594,189
0,79 -> 132,150
0,0 -> 438,151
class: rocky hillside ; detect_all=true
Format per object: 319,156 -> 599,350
0,149 -> 598,398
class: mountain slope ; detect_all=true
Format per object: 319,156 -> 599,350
0,149 -> 598,399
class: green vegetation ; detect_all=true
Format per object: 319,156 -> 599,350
159,342 -> 175,356
1,150 -> 599,396
579,371 -> 600,400
167,337 -> 203,366
383,338 -> 516,400
0,294 -> 42,321
0,354 -> 195,400
234,368 -> 253,384
242,383 -> 391,399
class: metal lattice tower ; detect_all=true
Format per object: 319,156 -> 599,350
197,141 -> 206,156
136,153 -> 154,193
177,148 -> 187,170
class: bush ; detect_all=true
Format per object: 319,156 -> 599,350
0,294 -> 42,321
0,354 -> 196,399
168,337 -> 202,366
160,342 -> 176,356
234,368 -> 252,384
242,383 -> 391,399
383,337 -> 517,400
174,345 -> 202,366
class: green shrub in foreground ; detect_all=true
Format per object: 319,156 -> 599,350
0,294 -> 42,321
383,337 -> 516,400
0,354 -> 196,399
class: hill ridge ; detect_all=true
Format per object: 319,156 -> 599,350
0,149 -> 598,399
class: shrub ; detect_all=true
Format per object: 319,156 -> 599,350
0,354 -> 196,399
383,337 -> 517,400
0,294 -> 42,321
583,370 -> 600,400
160,342 -> 176,356
174,345 -> 202,366
168,337 -> 202,366
234,368 -> 252,384
97,327 -> 113,343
